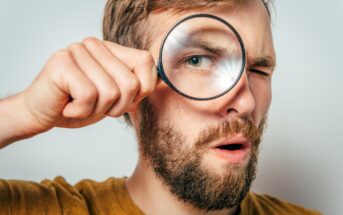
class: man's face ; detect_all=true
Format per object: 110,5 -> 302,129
131,0 -> 275,211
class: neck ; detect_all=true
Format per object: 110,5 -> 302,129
126,157 -> 238,215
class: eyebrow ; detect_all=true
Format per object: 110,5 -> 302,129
249,56 -> 276,71
175,36 -> 277,71
185,38 -> 227,56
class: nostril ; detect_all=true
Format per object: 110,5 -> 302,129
226,108 -> 238,114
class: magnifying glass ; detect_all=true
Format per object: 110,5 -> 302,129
157,14 -> 246,100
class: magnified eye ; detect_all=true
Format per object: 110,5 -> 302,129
186,55 -> 213,70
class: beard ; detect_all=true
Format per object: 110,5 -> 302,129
138,98 -> 266,211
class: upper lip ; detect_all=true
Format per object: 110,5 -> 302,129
211,136 -> 251,149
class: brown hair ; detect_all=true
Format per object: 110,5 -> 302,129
102,0 -> 272,124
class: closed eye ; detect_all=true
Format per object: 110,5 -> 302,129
249,69 -> 270,77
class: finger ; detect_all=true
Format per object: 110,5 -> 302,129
131,59 -> 158,104
103,41 -> 158,103
51,50 -> 98,119
68,43 -> 120,116
56,114 -> 105,129
82,37 -> 141,117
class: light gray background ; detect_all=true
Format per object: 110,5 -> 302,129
0,1 -> 342,214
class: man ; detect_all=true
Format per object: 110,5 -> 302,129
0,0 -> 321,214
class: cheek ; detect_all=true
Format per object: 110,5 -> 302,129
249,77 -> 272,121
148,86 -> 203,143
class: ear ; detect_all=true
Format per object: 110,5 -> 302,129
128,111 -> 140,129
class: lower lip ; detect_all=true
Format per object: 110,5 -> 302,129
211,147 -> 250,164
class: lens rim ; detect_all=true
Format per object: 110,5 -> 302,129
157,13 -> 246,101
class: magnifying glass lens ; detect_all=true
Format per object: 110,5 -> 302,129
159,15 -> 245,100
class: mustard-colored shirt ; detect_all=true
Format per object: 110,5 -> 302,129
0,176 -> 321,214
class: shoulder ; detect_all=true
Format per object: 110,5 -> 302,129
0,176 -> 138,214
74,176 -> 125,198
240,192 -> 322,215
74,177 -> 143,214
0,176 -> 89,214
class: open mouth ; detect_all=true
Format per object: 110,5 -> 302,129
213,143 -> 250,163
211,137 -> 251,163
216,143 -> 245,151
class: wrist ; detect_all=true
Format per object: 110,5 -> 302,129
0,93 -> 46,147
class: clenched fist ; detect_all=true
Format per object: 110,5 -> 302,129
0,37 -> 157,147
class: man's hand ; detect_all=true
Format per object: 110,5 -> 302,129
0,38 -> 157,147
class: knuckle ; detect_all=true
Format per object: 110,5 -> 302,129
82,87 -> 98,103
124,78 -> 140,93
47,50 -> 73,77
51,49 -> 72,64
107,109 -> 123,118
83,37 -> 100,47
74,109 -> 90,119
139,50 -> 154,64
68,43 -> 84,52
102,40 -> 112,47
103,88 -> 120,102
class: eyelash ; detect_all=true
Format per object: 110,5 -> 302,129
180,54 -> 216,67
249,69 -> 269,77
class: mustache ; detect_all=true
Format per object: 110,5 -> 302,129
195,116 -> 267,147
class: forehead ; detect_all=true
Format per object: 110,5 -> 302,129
147,0 -> 275,62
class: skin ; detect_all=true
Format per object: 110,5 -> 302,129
0,0 -> 275,214
127,1 -> 275,214
0,40 -> 157,147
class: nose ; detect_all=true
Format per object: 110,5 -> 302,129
215,71 -> 256,118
